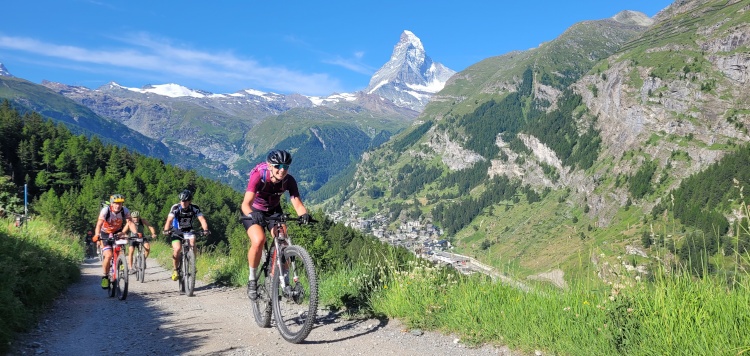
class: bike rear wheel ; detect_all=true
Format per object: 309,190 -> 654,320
251,249 -> 272,328
271,245 -> 318,344
116,253 -> 129,300
184,249 -> 196,297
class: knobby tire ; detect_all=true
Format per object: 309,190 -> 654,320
251,249 -> 272,328
271,245 -> 318,344
178,258 -> 185,294
136,247 -> 146,283
185,249 -> 196,297
116,253 -> 129,300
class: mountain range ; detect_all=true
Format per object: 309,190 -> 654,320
0,30 -> 452,192
2,0 -> 750,283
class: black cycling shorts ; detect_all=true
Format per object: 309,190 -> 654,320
242,205 -> 283,230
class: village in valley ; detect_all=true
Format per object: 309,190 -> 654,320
329,204 -> 499,278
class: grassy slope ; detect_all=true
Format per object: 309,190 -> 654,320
0,218 -> 82,354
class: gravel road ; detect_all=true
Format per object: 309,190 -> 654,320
8,257 -> 522,356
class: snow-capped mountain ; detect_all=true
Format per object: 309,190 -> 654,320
0,63 -> 13,77
2,29 -> 450,191
365,30 -> 456,112
40,30 -> 452,114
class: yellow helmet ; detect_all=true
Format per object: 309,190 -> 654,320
109,194 -> 125,204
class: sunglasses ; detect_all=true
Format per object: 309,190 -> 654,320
272,164 -> 290,170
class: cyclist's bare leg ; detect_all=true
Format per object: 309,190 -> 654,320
171,240 -> 182,271
143,242 -> 151,258
128,245 -> 135,269
101,248 -> 113,276
246,224 -> 266,269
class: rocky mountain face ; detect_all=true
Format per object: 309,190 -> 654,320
317,0 -> 750,278
365,30 -> 456,112
41,81 -> 311,165
575,0 -> 750,221
0,63 -> 12,77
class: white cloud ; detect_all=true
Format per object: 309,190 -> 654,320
0,33 -> 343,96
324,54 -> 375,75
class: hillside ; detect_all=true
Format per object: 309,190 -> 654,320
317,0 -> 750,282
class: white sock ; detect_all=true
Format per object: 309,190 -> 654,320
249,267 -> 257,281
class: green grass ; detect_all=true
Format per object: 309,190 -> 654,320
0,218 -> 82,354
146,227 -> 750,354
6,214 -> 750,355
368,255 -> 750,355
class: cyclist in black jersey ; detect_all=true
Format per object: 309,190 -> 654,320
162,189 -> 210,281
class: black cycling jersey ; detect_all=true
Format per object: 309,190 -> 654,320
168,203 -> 203,231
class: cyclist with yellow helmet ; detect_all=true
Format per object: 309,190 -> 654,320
127,210 -> 157,273
93,194 -> 137,289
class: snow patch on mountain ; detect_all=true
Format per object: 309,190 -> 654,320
116,83 -> 207,98
0,63 -> 13,77
307,92 -> 357,106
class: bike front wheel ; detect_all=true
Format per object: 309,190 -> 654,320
136,249 -> 145,283
184,249 -> 196,297
116,253 -> 129,300
271,245 -> 318,344
251,249 -> 272,328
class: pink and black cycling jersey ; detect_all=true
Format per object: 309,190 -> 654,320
246,167 -> 300,211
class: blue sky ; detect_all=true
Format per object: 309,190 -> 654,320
1,0 -> 674,96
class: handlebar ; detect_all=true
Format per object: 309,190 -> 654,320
239,212 -> 317,225
164,229 -> 209,238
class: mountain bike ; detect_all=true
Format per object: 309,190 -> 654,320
167,229 -> 206,297
241,213 -> 318,344
131,234 -> 150,283
101,233 -> 129,300
85,241 -> 96,259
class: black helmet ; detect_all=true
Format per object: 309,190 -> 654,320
267,150 -> 292,165
178,189 -> 193,202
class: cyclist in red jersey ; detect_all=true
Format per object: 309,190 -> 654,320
240,150 -> 311,300
93,194 -> 136,289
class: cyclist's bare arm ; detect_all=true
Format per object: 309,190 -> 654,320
197,215 -> 209,232
241,191 -> 256,216
163,216 -> 174,233
290,196 -> 307,217
94,218 -> 105,239
140,218 -> 157,236
122,219 -> 137,237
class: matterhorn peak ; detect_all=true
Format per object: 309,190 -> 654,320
0,63 -> 13,77
399,30 -> 424,53
365,30 -> 456,112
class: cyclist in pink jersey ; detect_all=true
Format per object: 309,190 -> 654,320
240,150 -> 311,300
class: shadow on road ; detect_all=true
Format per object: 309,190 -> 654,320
9,257 -> 204,355
299,310 -> 390,344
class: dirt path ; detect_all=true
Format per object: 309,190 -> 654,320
8,257 -> 519,355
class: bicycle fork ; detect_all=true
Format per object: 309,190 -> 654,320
272,235 -> 300,299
